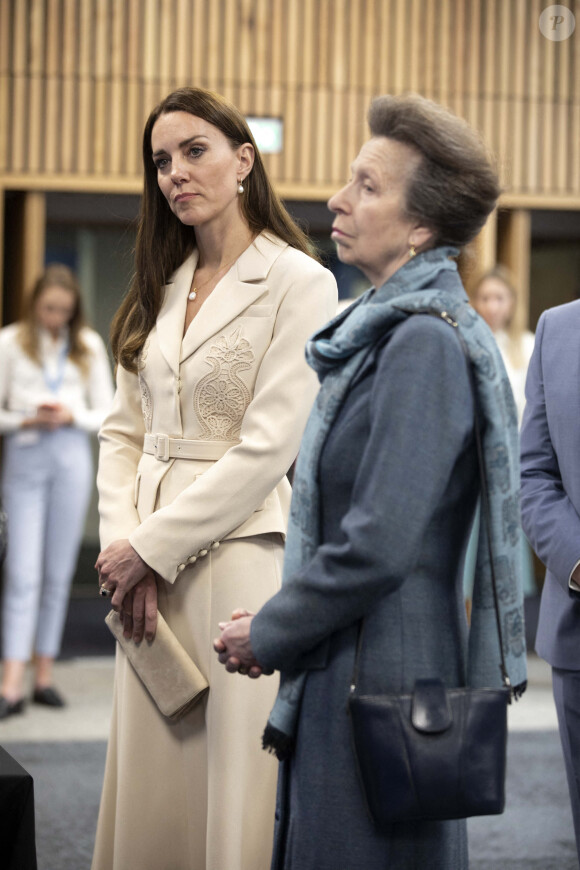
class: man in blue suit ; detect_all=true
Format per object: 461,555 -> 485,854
520,300 -> 580,858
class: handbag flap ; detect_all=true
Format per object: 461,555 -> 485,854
411,678 -> 452,733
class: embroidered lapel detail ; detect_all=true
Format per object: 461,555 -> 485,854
180,233 -> 288,363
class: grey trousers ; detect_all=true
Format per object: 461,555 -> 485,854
552,666 -> 580,862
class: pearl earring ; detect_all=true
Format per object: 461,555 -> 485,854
237,180 -> 244,194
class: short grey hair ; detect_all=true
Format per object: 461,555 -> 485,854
368,94 -> 500,248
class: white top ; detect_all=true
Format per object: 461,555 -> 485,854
0,322 -> 114,434
494,329 -> 535,428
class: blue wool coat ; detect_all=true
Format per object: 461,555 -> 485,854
252,283 -> 480,870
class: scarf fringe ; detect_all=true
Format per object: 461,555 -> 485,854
262,723 -> 295,761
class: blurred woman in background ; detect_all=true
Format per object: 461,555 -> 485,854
471,265 -> 535,426
0,264 -> 114,718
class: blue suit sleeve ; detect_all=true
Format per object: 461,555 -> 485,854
520,311 -> 580,593
251,315 -> 474,671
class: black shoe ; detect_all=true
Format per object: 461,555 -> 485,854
0,695 -> 25,720
32,686 -> 66,708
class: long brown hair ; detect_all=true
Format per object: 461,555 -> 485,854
18,264 -> 90,376
112,87 -> 317,372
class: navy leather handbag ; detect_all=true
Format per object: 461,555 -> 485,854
348,311 -> 512,826
349,678 -> 509,824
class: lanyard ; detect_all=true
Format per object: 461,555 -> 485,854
42,341 -> 69,394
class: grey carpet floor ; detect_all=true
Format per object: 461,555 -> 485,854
3,729 -> 578,870
469,728 -> 578,869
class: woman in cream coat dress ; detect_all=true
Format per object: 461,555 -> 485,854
92,88 -> 337,870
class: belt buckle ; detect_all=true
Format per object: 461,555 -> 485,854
154,433 -> 170,461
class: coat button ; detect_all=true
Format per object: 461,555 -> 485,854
199,548 -> 208,557
211,541 -> 220,550
177,563 -> 186,572
187,555 -> 197,564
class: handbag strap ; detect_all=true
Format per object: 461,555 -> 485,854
350,308 -> 511,696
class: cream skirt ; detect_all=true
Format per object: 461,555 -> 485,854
92,534 -> 282,870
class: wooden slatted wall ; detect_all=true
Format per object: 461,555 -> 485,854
0,0 -> 578,203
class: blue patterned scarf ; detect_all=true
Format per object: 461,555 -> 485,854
263,246 -> 527,759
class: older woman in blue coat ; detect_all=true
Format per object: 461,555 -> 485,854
215,95 -> 526,870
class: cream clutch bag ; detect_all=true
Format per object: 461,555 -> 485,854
105,609 -> 209,721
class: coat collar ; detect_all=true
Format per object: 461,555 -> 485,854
155,232 -> 288,372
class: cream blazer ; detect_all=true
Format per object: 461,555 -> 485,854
97,232 -> 338,583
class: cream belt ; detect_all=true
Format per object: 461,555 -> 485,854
143,433 -> 238,462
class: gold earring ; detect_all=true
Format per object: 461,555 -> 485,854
409,245 -> 416,258
237,180 -> 244,194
